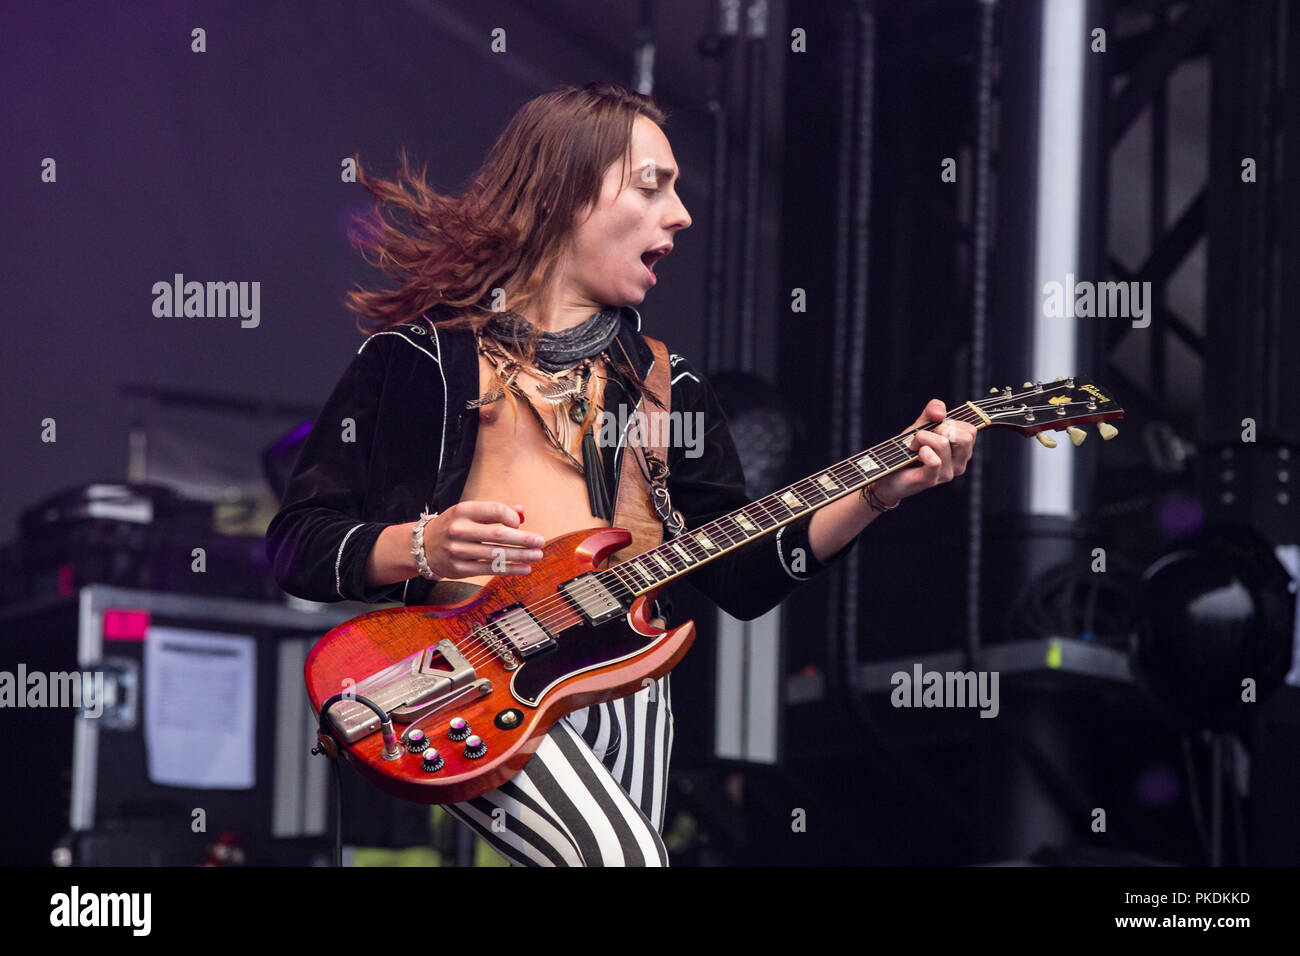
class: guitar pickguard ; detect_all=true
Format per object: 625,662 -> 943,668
509,612 -> 664,706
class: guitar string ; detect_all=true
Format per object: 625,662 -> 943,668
438,406 -> 990,671
441,394 -> 1107,672
432,391 -> 1109,671
445,392 -> 1114,674
333,388 -> 1110,713
444,411 -> 934,670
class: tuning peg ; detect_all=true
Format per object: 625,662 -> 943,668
1054,376 -> 1064,382
1022,381 -> 1034,388
989,387 -> 999,394
1066,426 -> 1086,446
1035,432 -> 1058,448
1098,422 -> 1118,440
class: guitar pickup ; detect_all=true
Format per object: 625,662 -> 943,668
486,603 -> 555,658
557,574 -> 627,626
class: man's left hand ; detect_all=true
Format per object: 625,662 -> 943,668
870,399 -> 978,507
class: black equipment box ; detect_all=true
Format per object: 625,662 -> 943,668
0,585 -> 418,866
6,483 -> 278,604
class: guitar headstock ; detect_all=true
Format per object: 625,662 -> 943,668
971,376 -> 1124,447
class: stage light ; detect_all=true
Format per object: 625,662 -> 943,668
1134,526 -> 1295,732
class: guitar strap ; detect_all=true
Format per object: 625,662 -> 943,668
607,334 -> 686,565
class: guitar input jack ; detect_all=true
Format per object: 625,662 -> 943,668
317,693 -> 400,760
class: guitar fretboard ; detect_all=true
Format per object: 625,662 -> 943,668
599,404 -> 988,598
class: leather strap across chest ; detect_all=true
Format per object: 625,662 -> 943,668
606,335 -> 672,565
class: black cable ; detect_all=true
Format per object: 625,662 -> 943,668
1230,739 -> 1248,866
1001,558 -> 1140,644
1179,734 -> 1211,861
824,0 -> 976,841
701,0 -> 738,371
315,693 -> 391,868
965,0 -> 997,670
330,755 -> 343,868
737,0 -> 767,372
824,0 -> 858,693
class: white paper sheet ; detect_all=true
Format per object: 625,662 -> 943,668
144,627 -> 256,789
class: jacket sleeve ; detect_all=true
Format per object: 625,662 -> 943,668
265,337 -> 409,605
662,354 -> 859,621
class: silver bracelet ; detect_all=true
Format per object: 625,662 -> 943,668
410,509 -> 441,581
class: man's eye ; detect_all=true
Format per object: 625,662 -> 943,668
640,187 -> 661,195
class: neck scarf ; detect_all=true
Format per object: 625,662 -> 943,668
480,305 -> 623,372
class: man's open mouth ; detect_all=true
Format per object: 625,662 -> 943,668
641,245 -> 672,272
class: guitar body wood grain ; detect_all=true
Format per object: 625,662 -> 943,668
305,527 -> 694,805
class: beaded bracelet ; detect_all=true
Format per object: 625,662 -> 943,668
410,509 -> 441,580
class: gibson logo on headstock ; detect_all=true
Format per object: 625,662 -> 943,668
1080,384 -> 1110,403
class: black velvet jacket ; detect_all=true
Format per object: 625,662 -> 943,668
265,306 -> 857,621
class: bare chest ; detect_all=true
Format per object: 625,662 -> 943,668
457,354 -> 611,579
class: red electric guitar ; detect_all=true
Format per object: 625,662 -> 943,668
305,377 -> 1123,804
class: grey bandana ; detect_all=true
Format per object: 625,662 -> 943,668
481,305 -> 622,373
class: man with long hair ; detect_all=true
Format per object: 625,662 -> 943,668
267,81 -> 977,865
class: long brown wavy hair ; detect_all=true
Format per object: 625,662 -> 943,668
345,81 -> 667,360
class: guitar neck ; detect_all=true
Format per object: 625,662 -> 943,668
603,402 -> 990,595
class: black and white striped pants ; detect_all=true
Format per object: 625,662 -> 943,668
442,674 -> 675,866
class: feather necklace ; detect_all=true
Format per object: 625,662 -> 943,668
468,332 -> 613,519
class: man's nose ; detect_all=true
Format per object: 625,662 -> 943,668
669,196 -> 692,231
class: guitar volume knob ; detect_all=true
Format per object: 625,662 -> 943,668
448,717 -> 471,741
463,735 -> 487,760
421,749 -> 444,773
406,729 -> 429,754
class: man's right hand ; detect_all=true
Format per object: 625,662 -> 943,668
421,501 -> 546,579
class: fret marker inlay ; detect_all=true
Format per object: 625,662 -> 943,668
855,454 -> 881,474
